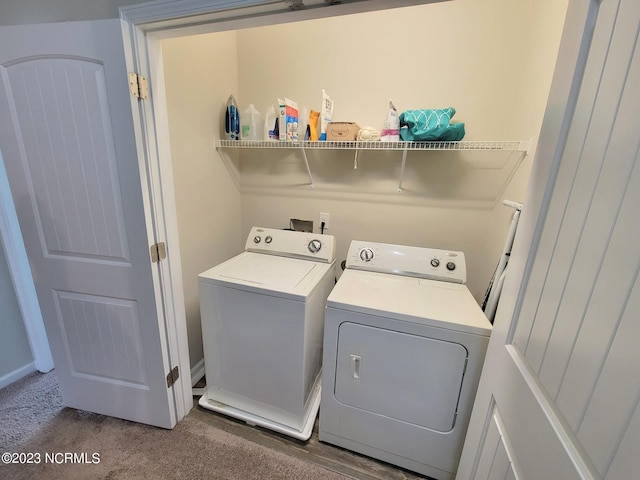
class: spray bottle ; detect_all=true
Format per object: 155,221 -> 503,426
224,95 -> 240,140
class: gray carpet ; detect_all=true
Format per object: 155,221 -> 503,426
0,371 -> 64,450
0,371 -> 351,480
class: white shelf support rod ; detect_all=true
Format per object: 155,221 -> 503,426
300,147 -> 314,188
398,146 -> 408,192
354,143 -> 360,169
214,138 -> 241,189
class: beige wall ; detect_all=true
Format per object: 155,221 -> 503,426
477,0 -> 572,298
238,1 -> 529,139
234,0 -> 569,299
162,32 -> 243,368
163,0 -> 568,368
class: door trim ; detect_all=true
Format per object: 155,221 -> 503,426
119,0 -> 451,28
120,19 -> 192,420
0,149 -> 54,373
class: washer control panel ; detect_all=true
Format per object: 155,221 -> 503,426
359,247 -> 374,262
346,240 -> 466,284
246,226 -> 336,263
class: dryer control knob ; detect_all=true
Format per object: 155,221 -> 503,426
430,258 -> 440,268
265,236 -> 273,244
446,261 -> 456,271
308,239 -> 322,253
253,236 -> 261,244
359,248 -> 374,262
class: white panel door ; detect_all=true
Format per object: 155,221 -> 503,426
457,0 -> 640,479
0,20 -> 176,429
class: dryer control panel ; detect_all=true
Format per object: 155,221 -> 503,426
346,240 -> 466,284
245,226 -> 336,263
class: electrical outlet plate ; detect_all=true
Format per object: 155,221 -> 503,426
319,212 -> 330,231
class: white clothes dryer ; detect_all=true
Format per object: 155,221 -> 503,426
319,241 -> 492,479
198,226 -> 336,440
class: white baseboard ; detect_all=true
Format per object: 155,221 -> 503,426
190,358 -> 205,392
0,362 -> 36,390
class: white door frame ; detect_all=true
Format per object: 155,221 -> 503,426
118,0 -> 450,422
0,149 -> 53,373
119,18 -> 192,418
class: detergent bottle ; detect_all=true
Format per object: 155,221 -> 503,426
224,95 -> 240,140
241,104 -> 262,141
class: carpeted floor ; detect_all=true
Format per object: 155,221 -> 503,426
0,371 -> 353,480
0,370 -> 64,450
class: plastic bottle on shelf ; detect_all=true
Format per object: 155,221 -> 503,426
264,105 -> 277,141
224,95 -> 240,141
241,104 -> 262,141
299,106 -> 309,141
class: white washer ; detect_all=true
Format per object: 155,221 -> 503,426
319,240 -> 492,480
198,226 -> 336,440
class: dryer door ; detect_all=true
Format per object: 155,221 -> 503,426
335,322 -> 468,432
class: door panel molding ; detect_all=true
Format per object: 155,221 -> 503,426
0,19 -> 176,428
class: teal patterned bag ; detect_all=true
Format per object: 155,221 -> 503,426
399,107 -> 465,141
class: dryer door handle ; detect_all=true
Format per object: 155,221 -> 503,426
350,354 -> 361,379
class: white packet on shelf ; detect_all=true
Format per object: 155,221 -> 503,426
319,89 -> 333,141
380,100 -> 400,142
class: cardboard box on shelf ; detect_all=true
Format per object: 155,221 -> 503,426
326,122 -> 360,141
278,98 -> 299,141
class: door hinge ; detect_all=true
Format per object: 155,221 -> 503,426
129,72 -> 149,100
150,242 -> 166,263
167,366 -> 179,388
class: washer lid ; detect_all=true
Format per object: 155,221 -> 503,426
327,269 -> 492,336
199,252 -> 333,299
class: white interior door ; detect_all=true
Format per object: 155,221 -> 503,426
0,20 -> 177,429
457,0 -> 640,478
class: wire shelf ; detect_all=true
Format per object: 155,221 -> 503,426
215,137 -> 530,192
216,139 -> 530,152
